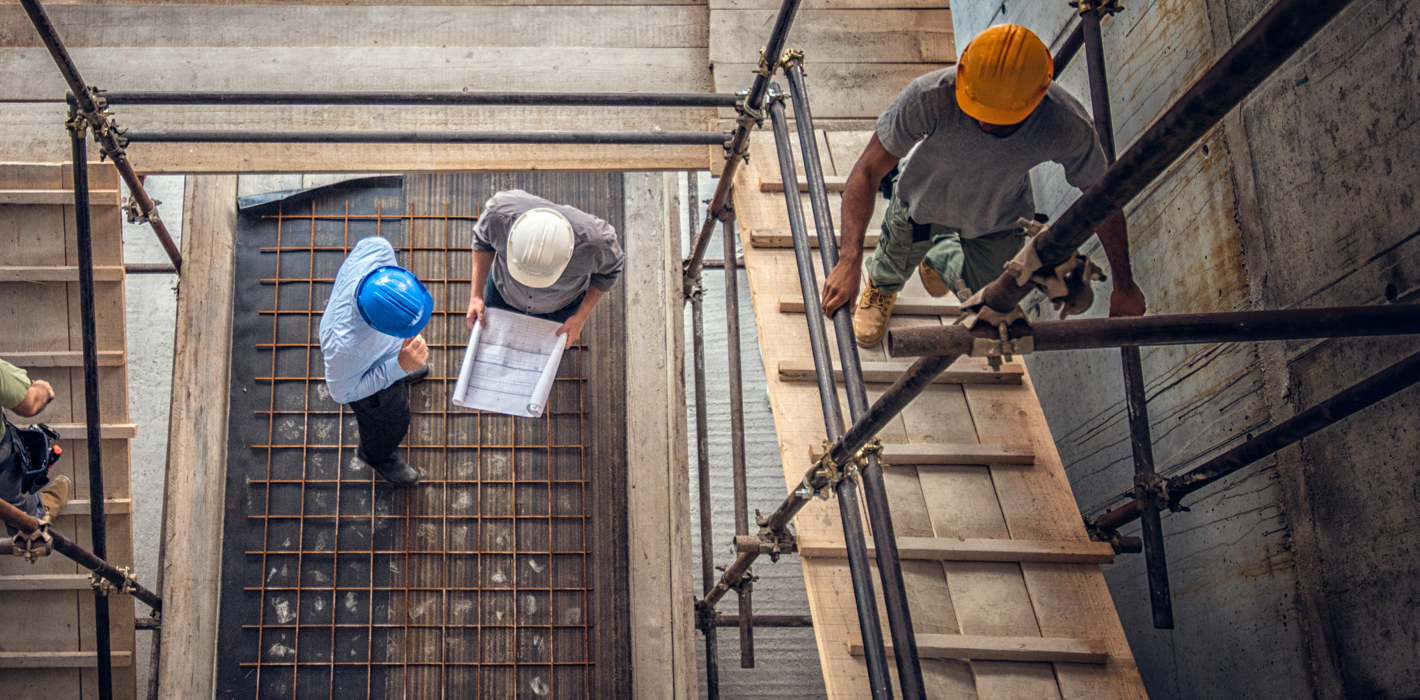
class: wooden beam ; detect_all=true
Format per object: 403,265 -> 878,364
48,423 -> 138,439
0,651 -> 134,668
778,295 -> 957,316
0,266 -> 125,282
808,442 -> 1034,465
158,174 -> 238,699
846,633 -> 1109,664
777,360 -> 1023,385
797,536 -> 1115,564
0,574 -> 92,591
0,189 -> 120,205
59,498 -> 134,516
0,351 -> 124,367
760,175 -> 849,193
749,230 -> 878,249
710,10 -> 954,64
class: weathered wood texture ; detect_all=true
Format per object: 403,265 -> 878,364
733,132 -> 1148,699
156,174 -> 237,700
0,5 -> 716,171
0,161 -> 136,699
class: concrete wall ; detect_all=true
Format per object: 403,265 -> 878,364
953,2 -> 1420,698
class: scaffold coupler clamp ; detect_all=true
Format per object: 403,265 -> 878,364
89,565 -> 137,597
1003,218 -> 1107,319
780,48 -> 806,73
1134,472 -> 1187,514
798,440 -> 859,501
11,522 -> 53,564
756,525 -> 796,562
1070,0 -> 1124,15
694,598 -> 720,630
957,290 -> 1033,370
125,196 -> 161,224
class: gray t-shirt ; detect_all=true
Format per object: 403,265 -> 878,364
877,68 -> 1107,239
472,190 -> 625,315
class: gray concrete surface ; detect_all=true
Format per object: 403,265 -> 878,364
950,2 -> 1420,697
120,174 -> 184,697
682,173 -> 828,699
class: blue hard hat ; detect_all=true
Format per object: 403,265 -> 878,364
355,265 -> 433,338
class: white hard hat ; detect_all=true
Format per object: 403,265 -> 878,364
507,208 -> 575,289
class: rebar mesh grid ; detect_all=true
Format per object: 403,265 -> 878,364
237,194 -> 593,699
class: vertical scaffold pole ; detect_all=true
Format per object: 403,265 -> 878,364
721,206 -> 757,668
688,171 -> 722,699
782,57 -> 926,697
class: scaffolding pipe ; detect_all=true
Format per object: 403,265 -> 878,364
1092,348 -> 1420,533
1080,4 -> 1174,629
722,209 -> 757,668
0,499 -> 162,610
124,263 -> 177,274
125,130 -> 730,145
71,119 -> 115,700
714,615 -> 813,629
968,0 -> 1355,319
886,305 -> 1420,358
767,91 -> 893,699
783,59 -> 926,698
18,0 -> 180,271
99,90 -> 740,107
1053,21 -> 1085,73
683,0 -> 804,286
688,173 -> 722,700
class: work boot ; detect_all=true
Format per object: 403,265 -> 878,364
39,475 -> 71,520
853,280 -> 897,348
403,364 -> 431,387
917,262 -> 952,298
367,455 -> 420,487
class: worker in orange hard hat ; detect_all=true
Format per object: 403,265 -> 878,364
821,23 -> 1146,347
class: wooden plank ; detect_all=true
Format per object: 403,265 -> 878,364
710,10 -> 954,64
777,359 -> 1023,384
0,189 -> 120,205
0,652 -> 134,668
808,441 -> 1034,465
779,294 -> 957,315
760,175 -> 849,193
59,498 -> 133,516
713,63 -> 945,119
797,536 -> 1116,564
0,574 -> 92,591
846,633 -> 1109,664
157,175 -> 238,700
45,423 -> 137,439
0,266 -> 125,282
750,230 -> 878,248
0,351 -> 124,367
19,0 -> 699,5
0,5 -> 707,49
712,0 -> 944,7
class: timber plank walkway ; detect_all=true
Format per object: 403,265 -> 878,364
733,132 -> 1149,699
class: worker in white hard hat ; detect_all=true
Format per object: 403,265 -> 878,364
466,190 -> 625,345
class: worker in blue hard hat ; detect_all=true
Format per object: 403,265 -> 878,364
319,236 -> 434,486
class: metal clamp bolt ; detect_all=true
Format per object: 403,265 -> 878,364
10,523 -> 53,564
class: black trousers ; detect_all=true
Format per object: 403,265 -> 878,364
348,378 -> 410,468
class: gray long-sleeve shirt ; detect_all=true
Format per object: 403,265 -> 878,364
472,190 -> 624,315
878,68 -> 1107,239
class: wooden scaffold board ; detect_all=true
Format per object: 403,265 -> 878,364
0,162 -> 137,699
733,132 -> 1148,699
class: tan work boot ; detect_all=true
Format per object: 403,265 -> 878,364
917,262 -> 952,298
853,280 -> 898,348
39,475 -> 71,520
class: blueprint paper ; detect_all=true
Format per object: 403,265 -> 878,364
451,307 -> 568,418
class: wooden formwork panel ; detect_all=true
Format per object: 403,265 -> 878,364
734,133 -> 1149,699
0,162 -> 136,699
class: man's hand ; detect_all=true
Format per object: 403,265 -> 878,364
821,260 -> 862,317
1109,279 -> 1147,318
399,335 -> 429,373
466,295 -> 487,332
11,379 -> 55,418
555,314 -> 588,346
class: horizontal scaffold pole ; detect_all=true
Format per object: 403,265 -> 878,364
99,91 -> 741,107
886,304 -> 1420,357
124,130 -> 731,145
0,497 -> 163,611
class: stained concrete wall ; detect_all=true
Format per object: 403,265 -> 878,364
951,1 -> 1420,697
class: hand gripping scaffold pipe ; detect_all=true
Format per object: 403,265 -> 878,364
18,0 -> 182,272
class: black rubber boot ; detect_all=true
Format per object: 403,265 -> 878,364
366,454 -> 421,486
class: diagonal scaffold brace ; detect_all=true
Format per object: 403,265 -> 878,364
18,0 -> 183,273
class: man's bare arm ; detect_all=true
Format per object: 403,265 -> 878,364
821,133 -> 901,316
1081,184 -> 1146,317
10,379 -> 54,418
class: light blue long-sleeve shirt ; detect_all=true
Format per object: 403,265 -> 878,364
319,237 -> 408,404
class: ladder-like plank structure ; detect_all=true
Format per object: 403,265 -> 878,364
734,132 -> 1148,699
0,163 -> 137,699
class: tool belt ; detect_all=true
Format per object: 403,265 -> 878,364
1,415 -> 62,496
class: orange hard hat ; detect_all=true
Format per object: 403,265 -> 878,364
956,24 -> 1054,125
